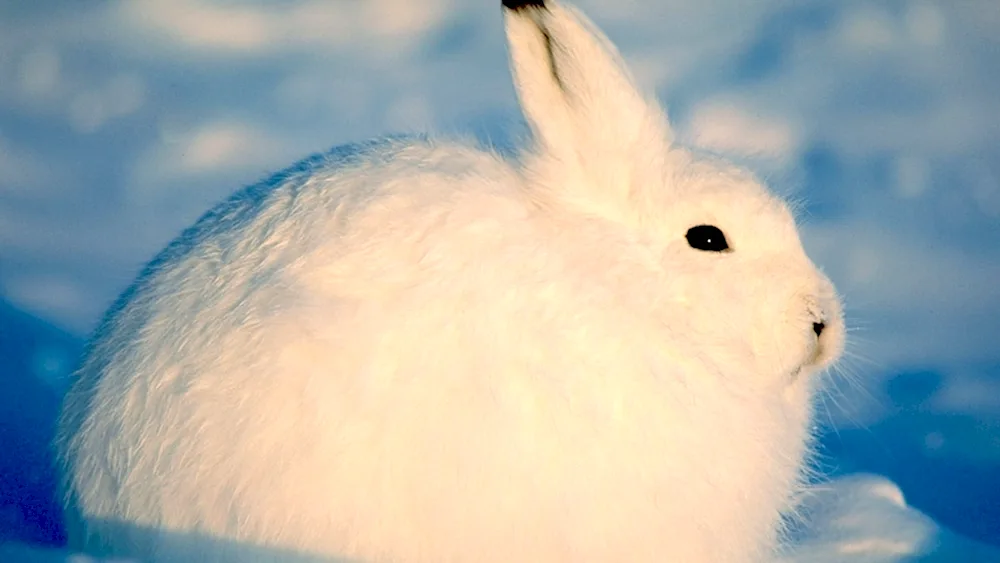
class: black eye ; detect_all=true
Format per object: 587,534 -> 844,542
686,225 -> 729,252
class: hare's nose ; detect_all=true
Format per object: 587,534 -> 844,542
813,322 -> 825,337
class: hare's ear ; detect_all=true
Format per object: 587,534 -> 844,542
502,0 -> 671,205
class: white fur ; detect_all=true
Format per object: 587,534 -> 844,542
57,1 -> 845,562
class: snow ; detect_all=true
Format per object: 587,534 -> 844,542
781,474 -> 1000,562
1,0 -> 997,560
3,475 -> 998,561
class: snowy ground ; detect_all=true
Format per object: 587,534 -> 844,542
1,0 -> 998,561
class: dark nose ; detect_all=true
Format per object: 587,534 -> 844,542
813,322 -> 825,337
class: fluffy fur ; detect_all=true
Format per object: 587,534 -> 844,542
57,1 -> 845,562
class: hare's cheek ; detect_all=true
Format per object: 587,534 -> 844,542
745,284 -> 816,382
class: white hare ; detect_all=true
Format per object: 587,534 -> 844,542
57,0 -> 845,561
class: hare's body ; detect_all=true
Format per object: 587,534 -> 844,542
58,1 -> 845,562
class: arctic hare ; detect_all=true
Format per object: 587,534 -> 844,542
57,0 -> 845,561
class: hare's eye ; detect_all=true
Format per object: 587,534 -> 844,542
686,225 -> 729,252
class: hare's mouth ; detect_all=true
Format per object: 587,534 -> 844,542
796,316 -> 844,381
789,356 -> 821,386
813,318 -> 845,369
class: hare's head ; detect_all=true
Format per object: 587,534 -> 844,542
503,0 -> 844,399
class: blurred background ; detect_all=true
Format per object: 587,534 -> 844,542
1,0 -> 998,555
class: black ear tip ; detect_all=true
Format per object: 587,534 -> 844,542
502,0 -> 546,11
